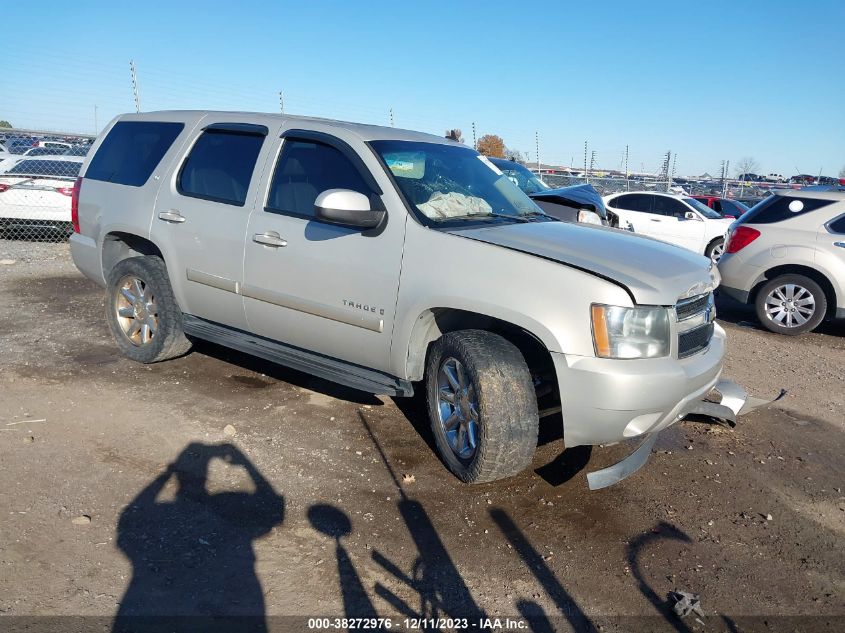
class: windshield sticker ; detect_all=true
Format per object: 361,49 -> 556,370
384,152 -> 426,179
477,155 -> 503,175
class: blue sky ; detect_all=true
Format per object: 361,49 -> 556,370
2,0 -> 843,176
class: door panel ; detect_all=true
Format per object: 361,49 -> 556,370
242,131 -> 405,373
150,116 -> 281,330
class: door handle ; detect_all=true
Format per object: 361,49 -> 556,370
158,210 -> 186,224
650,218 -> 662,222
253,232 -> 287,248
835,242 -> 845,249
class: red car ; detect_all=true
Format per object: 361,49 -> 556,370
691,196 -> 748,219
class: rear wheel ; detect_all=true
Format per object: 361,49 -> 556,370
755,274 -> 826,335
105,256 -> 192,363
706,237 -> 725,263
425,330 -> 539,483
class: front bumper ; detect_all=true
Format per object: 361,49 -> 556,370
552,322 -> 726,448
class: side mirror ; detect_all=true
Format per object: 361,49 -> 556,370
684,211 -> 700,221
314,189 -> 384,229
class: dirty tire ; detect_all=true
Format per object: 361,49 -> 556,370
754,274 -> 827,335
705,237 -> 725,262
105,256 -> 192,363
425,330 -> 538,483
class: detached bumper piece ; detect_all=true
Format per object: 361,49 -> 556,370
585,379 -> 785,491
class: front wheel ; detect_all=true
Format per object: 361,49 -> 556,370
755,274 -> 827,335
425,330 -> 539,483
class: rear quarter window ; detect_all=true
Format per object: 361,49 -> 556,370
86,121 -> 184,187
828,215 -> 845,234
740,195 -> 836,224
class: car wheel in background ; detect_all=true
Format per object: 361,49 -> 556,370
755,274 -> 827,335
105,256 -> 192,363
706,238 -> 725,263
425,330 -> 538,483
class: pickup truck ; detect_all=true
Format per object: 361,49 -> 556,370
69,111 -> 726,489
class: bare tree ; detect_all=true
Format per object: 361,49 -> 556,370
735,157 -> 760,179
504,147 -> 525,162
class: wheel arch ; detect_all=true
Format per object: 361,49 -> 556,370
404,307 -> 557,387
751,264 -> 838,317
102,232 -> 165,277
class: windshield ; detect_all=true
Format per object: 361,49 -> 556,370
371,140 -> 546,223
491,159 -> 551,195
683,197 -> 722,219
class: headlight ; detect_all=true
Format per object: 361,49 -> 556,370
591,304 -> 670,359
577,209 -> 603,225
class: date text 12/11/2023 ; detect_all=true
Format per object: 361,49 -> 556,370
307,617 -> 529,630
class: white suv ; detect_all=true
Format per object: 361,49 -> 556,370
604,192 -> 733,261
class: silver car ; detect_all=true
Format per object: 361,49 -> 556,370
70,111 -> 726,489
718,189 -> 845,334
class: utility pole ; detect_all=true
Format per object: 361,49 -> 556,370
279,91 -> 284,114
94,105 -> 98,135
129,60 -> 141,113
472,122 -> 477,150
535,131 -> 540,174
584,141 -> 588,183
389,108 -> 394,127
589,151 -> 597,178
624,144 -> 629,191
724,160 -> 730,197
669,153 -> 677,191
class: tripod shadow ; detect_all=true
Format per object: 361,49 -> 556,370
112,442 -> 284,633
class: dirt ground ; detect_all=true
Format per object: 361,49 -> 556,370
0,241 -> 842,632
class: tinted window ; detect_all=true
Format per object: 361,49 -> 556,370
87,121 -> 183,187
178,130 -> 264,206
612,193 -> 651,213
7,159 -> 81,178
653,196 -> 687,218
739,195 -> 836,225
828,215 -> 845,234
721,200 -> 747,216
266,139 -> 372,218
26,147 -> 56,157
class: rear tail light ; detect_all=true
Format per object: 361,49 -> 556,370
56,186 -> 74,197
71,177 -> 82,233
0,184 -> 9,193
726,226 -> 760,253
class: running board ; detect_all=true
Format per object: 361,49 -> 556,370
182,315 -> 413,397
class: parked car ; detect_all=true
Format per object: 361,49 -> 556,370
737,173 -> 761,182
5,137 -> 37,154
691,195 -> 749,219
35,140 -> 72,151
765,173 -> 786,183
604,191 -> 733,261
487,157 -> 608,226
70,111 -> 726,490
22,147 -> 65,158
718,189 -> 845,334
63,145 -> 90,157
790,174 -> 816,185
0,156 -> 83,238
736,197 -> 764,208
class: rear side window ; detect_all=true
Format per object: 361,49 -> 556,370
828,215 -> 845,234
178,130 -> 265,206
740,195 -> 836,224
7,159 -> 81,178
266,139 -> 372,219
612,193 -> 652,213
86,121 -> 184,187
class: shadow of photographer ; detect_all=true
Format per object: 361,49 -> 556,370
113,442 -> 284,633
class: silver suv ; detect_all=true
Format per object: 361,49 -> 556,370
718,189 -> 845,335
69,111 -> 725,489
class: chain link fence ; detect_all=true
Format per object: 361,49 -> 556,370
0,128 -> 94,242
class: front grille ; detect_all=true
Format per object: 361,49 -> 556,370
679,323 -> 714,358
676,293 -> 710,320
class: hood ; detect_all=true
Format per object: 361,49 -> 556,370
447,221 -> 718,305
529,184 -> 606,217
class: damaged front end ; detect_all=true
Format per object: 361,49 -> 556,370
584,379 -> 786,490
